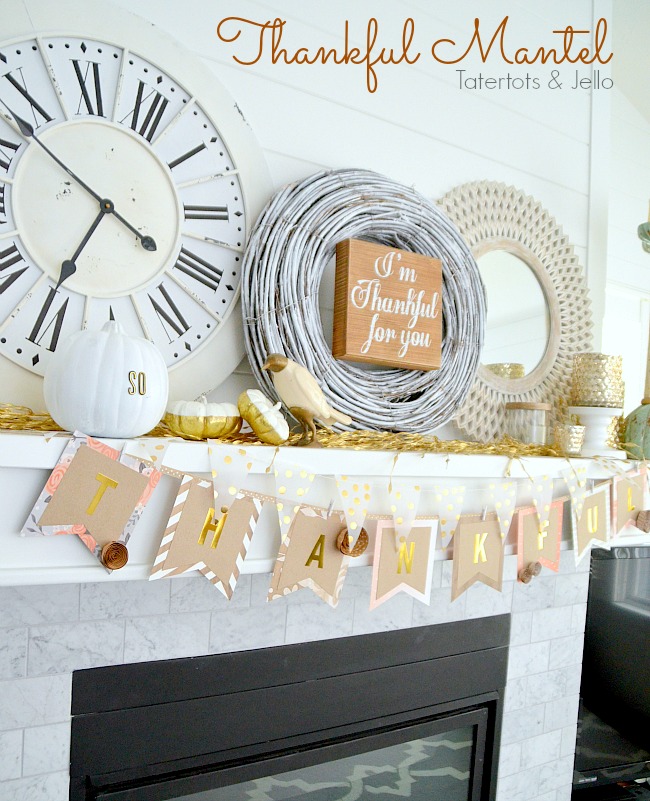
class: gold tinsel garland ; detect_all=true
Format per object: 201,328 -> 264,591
0,403 -> 567,457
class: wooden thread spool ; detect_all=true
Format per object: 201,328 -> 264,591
336,527 -> 369,557
101,541 -> 129,570
518,561 -> 542,584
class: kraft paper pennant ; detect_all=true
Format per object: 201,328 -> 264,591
434,485 -> 465,547
335,474 -> 373,541
272,458 -> 316,541
529,473 -> 555,533
268,507 -> 348,607
488,480 -> 517,539
369,518 -> 437,610
21,432 -> 159,569
451,514 -> 504,601
612,469 -> 648,536
572,484 -> 611,565
387,477 -> 422,540
562,465 -> 589,523
151,474 -> 262,598
517,500 -> 564,576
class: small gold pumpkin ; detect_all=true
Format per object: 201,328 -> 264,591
165,396 -> 242,440
238,389 -> 289,445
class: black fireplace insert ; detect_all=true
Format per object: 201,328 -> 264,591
70,615 -> 510,801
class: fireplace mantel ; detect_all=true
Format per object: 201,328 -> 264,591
1,430 -> 647,586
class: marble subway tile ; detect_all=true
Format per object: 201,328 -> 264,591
464,581 -> 514,618
544,694 -> 580,733
504,676 -> 527,712
500,704 -> 546,745
497,741 -> 521,777
411,586 -> 467,625
0,627 -> 27,679
530,606 -> 574,643
526,669 -> 568,705
80,580 -> 170,619
496,765 -> 541,801
570,603 -> 587,634
339,567 -> 374,601
285,599 -> 355,644
0,585 -> 79,628
352,593 -> 414,635
555,782 -> 574,801
0,729 -> 22,781
170,575 -> 252,612
560,723 -> 578,757
538,754 -> 575,794
512,577 -> 556,612
537,791 -> 561,801
507,641 -> 551,679
22,722 -> 70,777
209,605 -> 287,654
520,730 -> 562,769
0,771 -> 69,801
123,612 -> 210,663
553,573 -> 590,606
549,634 -> 585,669
28,620 -> 125,676
509,611 -> 533,646
0,674 -> 71,730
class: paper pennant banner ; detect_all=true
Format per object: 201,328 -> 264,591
488,480 -> 517,539
21,432 -> 159,569
335,474 -> 373,541
517,500 -> 563,575
529,473 -> 555,534
572,484 -> 611,565
387,477 -> 422,540
562,465 -> 589,523
272,458 -> 316,541
434,485 -> 465,547
268,507 -> 348,607
151,474 -> 262,598
122,438 -> 174,474
369,518 -> 437,610
451,514 -> 504,601
208,443 -> 255,511
612,469 -> 648,536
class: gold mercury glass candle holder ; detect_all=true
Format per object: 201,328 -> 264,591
570,353 -> 624,408
553,423 -> 586,456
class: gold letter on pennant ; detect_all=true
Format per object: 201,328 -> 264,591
305,534 -> 326,568
397,538 -> 415,574
628,486 -> 636,513
473,532 -> 488,564
86,474 -> 119,515
537,520 -> 549,551
587,506 -> 598,535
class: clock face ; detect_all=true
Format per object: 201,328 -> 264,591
0,31 -> 253,392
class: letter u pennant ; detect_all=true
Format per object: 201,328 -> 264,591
21,432 -> 160,571
369,518 -> 438,610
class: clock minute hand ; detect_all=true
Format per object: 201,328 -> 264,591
4,106 -> 156,253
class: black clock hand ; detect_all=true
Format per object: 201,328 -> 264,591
56,205 -> 107,289
2,105 -> 156,252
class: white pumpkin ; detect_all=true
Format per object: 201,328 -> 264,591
238,389 -> 290,445
44,321 -> 168,438
165,396 -> 242,440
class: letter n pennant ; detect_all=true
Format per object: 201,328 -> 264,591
268,507 -> 348,607
451,514 -> 504,601
151,474 -> 262,598
369,518 -> 437,610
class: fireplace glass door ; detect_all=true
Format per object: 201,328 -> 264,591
149,709 -> 488,801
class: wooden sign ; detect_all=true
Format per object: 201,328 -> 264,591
333,239 -> 442,370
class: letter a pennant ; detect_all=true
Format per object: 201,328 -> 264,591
369,518 -> 437,610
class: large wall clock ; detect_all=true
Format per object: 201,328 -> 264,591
0,0 -> 271,408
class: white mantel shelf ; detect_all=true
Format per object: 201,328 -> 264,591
1,430 -> 647,586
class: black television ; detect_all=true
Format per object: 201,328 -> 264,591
573,546 -> 650,797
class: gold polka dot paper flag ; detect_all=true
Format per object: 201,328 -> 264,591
335,474 -> 373,543
529,474 -> 555,537
435,485 -> 465,548
487,481 -> 518,540
207,443 -> 255,509
562,466 -> 589,525
387,477 -> 422,542
272,458 -> 316,541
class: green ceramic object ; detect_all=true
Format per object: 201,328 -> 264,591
624,404 -> 650,459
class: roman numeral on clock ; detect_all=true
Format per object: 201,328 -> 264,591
0,136 -> 19,173
124,81 -> 168,141
0,243 -> 28,294
0,183 -> 7,221
174,247 -> 223,292
26,286 -> 69,352
183,204 -> 229,222
72,59 -> 104,116
147,282 -> 190,343
2,69 -> 54,127
167,143 -> 206,170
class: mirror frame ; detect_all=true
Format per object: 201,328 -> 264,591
438,182 -> 593,441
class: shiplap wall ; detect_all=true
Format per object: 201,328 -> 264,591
602,89 -> 650,414
105,0 -> 611,409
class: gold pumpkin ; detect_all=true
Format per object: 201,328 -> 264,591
165,396 -> 242,440
238,389 -> 290,445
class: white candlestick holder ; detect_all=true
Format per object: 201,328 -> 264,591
568,406 -> 626,459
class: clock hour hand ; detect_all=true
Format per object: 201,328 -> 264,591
2,104 -> 156,253
56,205 -> 107,289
